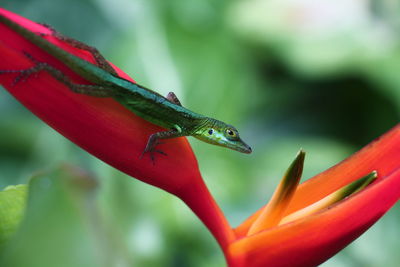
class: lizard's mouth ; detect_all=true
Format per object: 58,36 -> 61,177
236,141 -> 252,154
225,138 -> 252,154
242,144 -> 252,154
193,132 -> 252,154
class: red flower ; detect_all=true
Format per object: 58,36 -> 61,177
1,8 -> 399,266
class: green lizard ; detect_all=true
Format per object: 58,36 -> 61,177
0,14 -> 252,161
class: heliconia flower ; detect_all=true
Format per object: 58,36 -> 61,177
1,8 -> 399,267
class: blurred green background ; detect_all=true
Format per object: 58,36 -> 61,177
0,0 -> 399,266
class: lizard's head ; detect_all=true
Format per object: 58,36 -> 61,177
194,119 -> 252,154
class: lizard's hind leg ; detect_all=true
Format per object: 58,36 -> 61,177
39,23 -> 117,75
0,52 -> 116,97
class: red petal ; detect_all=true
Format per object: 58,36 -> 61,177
0,9 -> 234,248
236,124 -> 400,236
228,168 -> 400,267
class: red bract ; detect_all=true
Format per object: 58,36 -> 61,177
0,8 -> 233,249
1,9 -> 399,267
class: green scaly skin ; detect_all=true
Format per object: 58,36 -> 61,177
0,13 -> 252,161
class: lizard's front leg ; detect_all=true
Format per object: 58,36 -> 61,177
141,129 -> 183,164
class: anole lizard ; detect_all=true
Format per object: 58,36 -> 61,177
0,14 -> 252,162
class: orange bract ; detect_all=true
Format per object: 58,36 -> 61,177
236,125 -> 400,237
229,125 -> 400,266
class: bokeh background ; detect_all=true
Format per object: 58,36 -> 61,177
0,0 -> 399,266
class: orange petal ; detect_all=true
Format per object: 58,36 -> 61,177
247,150 -> 304,235
279,171 -> 377,225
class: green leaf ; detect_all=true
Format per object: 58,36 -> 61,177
0,165 -> 133,267
0,184 -> 28,249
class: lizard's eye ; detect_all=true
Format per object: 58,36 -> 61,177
225,128 -> 237,138
208,129 -> 214,135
